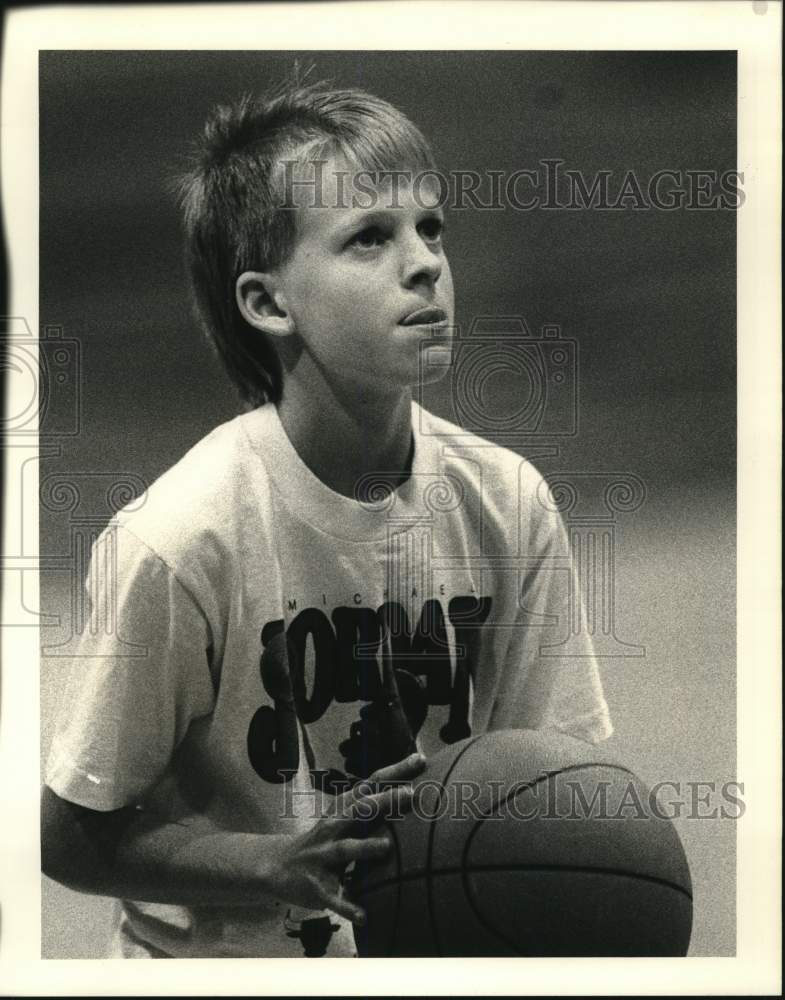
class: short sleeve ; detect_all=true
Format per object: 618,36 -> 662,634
488,489 -> 613,745
45,523 -> 217,811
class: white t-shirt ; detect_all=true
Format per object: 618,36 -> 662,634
45,400 -> 612,958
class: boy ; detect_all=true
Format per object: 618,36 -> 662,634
41,78 -> 612,958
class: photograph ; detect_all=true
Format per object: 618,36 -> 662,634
0,1 -> 780,995
35,45 -> 737,961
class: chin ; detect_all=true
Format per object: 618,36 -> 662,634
414,341 -> 454,388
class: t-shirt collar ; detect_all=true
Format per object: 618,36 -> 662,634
241,399 -> 441,542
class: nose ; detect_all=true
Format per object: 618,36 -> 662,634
400,230 -> 443,288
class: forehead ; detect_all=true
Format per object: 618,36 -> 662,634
283,152 -> 444,243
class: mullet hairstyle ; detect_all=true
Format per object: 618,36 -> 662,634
175,77 -> 439,408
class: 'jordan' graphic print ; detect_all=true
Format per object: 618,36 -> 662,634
248,594 -> 493,789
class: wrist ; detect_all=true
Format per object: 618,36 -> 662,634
245,832 -> 296,904
151,827 -> 297,908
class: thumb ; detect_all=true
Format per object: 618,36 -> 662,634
380,629 -> 417,756
260,631 -> 295,704
380,628 -> 403,707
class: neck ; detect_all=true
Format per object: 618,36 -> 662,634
275,354 -> 414,501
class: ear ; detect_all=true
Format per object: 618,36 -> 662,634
235,271 -> 295,338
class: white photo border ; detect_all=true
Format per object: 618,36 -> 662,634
1,1 -> 781,995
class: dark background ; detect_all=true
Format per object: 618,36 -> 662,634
39,50 -> 737,957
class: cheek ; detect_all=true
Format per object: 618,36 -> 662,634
441,258 -> 456,307
304,268 -> 362,320
294,281 -> 372,359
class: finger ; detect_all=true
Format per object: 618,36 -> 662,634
337,751 -> 424,810
331,784 -> 408,831
323,889 -> 366,926
343,783 -> 414,829
347,776 -> 378,802
381,628 -> 399,703
380,630 -> 411,717
378,631 -> 419,759
332,835 -> 392,866
259,632 -> 294,703
368,750 -> 427,784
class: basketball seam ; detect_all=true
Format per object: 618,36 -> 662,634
486,761 -> 640,818
362,733 -> 692,956
462,762 -> 644,887
460,863 -> 692,955
358,862 -> 693,902
387,813 -> 403,957
425,732 -> 486,957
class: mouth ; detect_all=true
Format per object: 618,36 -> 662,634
399,306 -> 448,327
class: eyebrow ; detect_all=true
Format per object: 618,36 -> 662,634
333,205 -> 443,240
335,209 -> 393,236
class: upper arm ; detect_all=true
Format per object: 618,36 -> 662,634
40,784 -> 137,892
44,525 -> 216,813
484,460 -> 613,741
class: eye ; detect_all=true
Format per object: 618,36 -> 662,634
349,225 -> 388,250
418,216 -> 444,243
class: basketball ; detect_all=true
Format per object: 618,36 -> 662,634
350,729 -> 693,956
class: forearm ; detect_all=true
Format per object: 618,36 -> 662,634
114,813 -> 293,907
42,789 -> 293,908
43,754 -> 423,923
